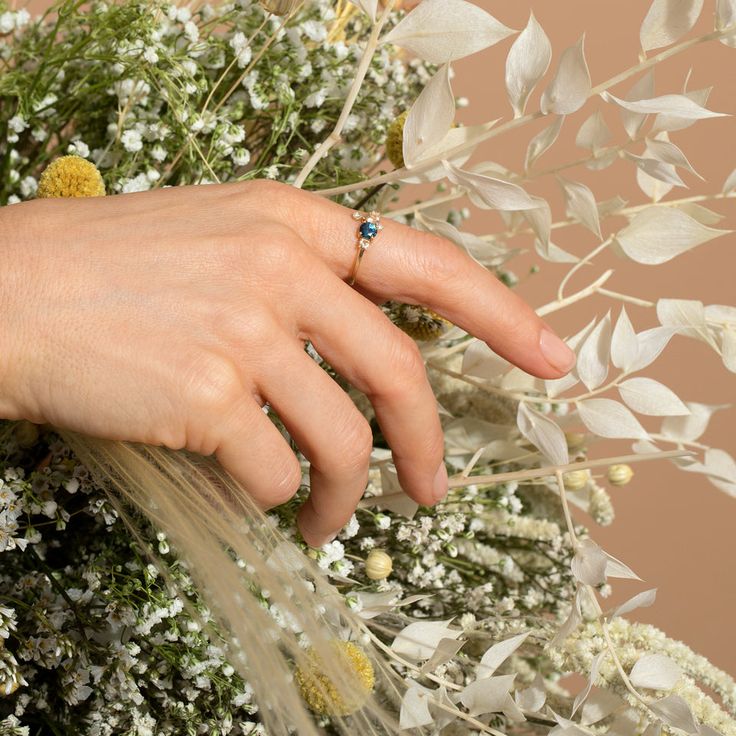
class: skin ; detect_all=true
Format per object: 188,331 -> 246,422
0,179 -> 575,547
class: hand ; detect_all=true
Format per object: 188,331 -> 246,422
0,180 -> 575,547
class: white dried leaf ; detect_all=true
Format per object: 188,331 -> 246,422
578,399 -> 650,440
444,160 -> 540,211
724,168 -> 736,194
612,588 -> 657,619
505,12 -> 551,117
626,152 -> 686,188
550,591 -> 583,647
630,654 -> 682,691
459,675 -> 516,717
661,402 -> 731,442
571,651 -> 605,717
637,165 -> 675,202
646,137 -> 702,179
400,682 -> 434,728
544,317 -> 597,397
580,689 -> 626,725
560,178 -> 602,238
620,70 -> 655,139
598,195 -> 629,219
347,0 -> 377,22
604,548 -> 643,580
576,111 -> 612,151
649,694 -> 699,733
381,0 -> 515,64
611,307 -> 639,371
525,115 -> 564,170
705,303 -> 736,323
476,632 -> 530,679
721,327 -> 736,372
602,90 -> 725,119
420,637 -> 465,675
541,35 -> 590,115
656,298 -> 718,347
517,402 -> 569,466
615,206 -> 731,265
515,674 -> 546,713
716,0 -> 736,46
618,377 -> 690,416
629,326 -> 680,372
391,619 -> 461,661
535,238 -> 580,264
652,86 -> 713,134
640,0 -> 704,51
375,463 -> 419,518
403,64 -> 454,169
523,196 -> 552,245
677,202 -> 724,225
461,339 -> 510,380
576,311 -> 612,390
571,539 -> 609,585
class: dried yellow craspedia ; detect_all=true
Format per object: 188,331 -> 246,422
607,464 -> 634,486
365,549 -> 392,580
386,110 -> 408,169
294,640 -> 375,715
562,469 -> 590,491
390,302 -> 452,342
37,155 -> 106,199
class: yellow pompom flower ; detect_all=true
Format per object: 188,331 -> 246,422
294,641 -> 375,715
37,155 -> 106,199
385,110 -> 408,169
389,302 -> 452,341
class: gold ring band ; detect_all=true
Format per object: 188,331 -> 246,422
348,209 -> 383,287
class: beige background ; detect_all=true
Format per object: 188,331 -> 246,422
20,0 -> 735,675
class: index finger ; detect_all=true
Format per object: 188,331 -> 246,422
293,189 -> 576,379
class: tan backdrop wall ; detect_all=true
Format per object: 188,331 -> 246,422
19,0 -> 735,676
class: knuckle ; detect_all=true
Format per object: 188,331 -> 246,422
331,413 -> 374,472
388,331 -> 427,388
405,230 -> 460,287
177,352 -> 241,415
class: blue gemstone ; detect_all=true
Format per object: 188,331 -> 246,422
359,221 -> 378,239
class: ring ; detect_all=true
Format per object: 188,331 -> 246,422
348,209 -> 383,287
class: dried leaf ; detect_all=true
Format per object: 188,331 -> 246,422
347,0 -> 377,22
517,402 -> 570,466
646,136 -> 702,179
535,238 -> 581,264
576,311 -> 612,390
637,163 -> 677,201
576,110 -> 612,151
541,35 -> 591,115
615,206 -> 731,265
716,0 -> 736,47
459,675 -> 516,717
544,317 -> 598,397
629,326 -> 680,371
523,196 -> 553,245
656,298 -> 719,347
724,168 -> 736,194
391,619 -> 461,661
626,151 -> 687,188
572,651 -> 605,717
400,682 -> 434,728
620,69 -> 655,139
578,399 -> 650,440
505,12 -> 551,117
676,202 -> 725,225
444,161 -> 540,211
640,0 -> 704,51
580,689 -> 626,725
618,377 -> 690,416
525,115 -> 564,170
381,0 -> 515,64
721,327 -> 736,372
652,86 -> 714,134
612,588 -> 658,618
611,307 -> 639,371
560,177 -> 603,238
476,632 -> 530,679
420,637 -> 465,675
649,694 -> 699,733
630,654 -> 682,691
515,674 -> 546,713
403,64 -> 454,169
661,402 -> 731,442
602,90 -> 726,119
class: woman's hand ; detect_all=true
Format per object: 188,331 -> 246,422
0,180 -> 575,547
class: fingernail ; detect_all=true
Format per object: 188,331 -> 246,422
539,328 -> 576,373
432,462 -> 448,502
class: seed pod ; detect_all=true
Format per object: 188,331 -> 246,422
259,0 -> 301,15
565,432 -> 586,450
562,469 -> 589,491
607,463 -> 634,486
365,549 -> 392,580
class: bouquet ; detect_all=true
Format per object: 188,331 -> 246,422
0,0 -> 734,734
